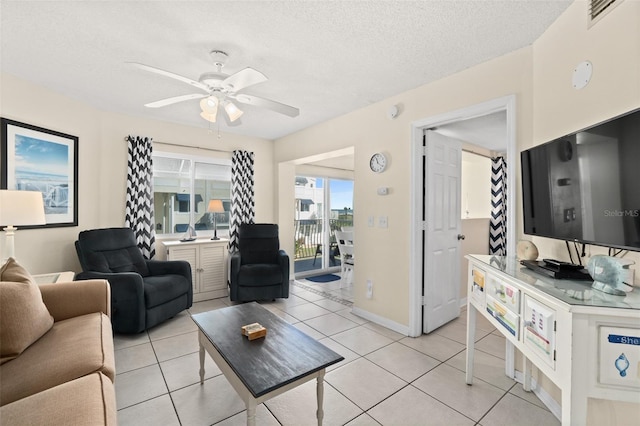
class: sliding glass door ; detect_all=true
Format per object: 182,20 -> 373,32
294,176 -> 353,277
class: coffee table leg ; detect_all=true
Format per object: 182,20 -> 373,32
199,344 -> 205,385
316,369 -> 325,426
246,400 -> 257,426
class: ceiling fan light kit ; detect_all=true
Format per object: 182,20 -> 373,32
130,49 -> 300,125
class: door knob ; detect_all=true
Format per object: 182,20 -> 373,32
457,234 -> 466,240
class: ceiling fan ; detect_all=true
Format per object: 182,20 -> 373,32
129,50 -> 299,123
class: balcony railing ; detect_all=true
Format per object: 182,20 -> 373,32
294,218 -> 353,259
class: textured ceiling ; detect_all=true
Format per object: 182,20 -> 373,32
0,1 -> 571,140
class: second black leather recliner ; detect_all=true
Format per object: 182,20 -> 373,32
229,223 -> 290,302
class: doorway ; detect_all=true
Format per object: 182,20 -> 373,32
293,176 -> 354,278
409,95 -> 516,337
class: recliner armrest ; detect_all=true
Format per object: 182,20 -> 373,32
145,259 -> 191,281
277,249 -> 290,282
40,280 -> 111,321
230,251 -> 242,285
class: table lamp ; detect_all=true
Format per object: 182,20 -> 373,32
0,190 -> 46,261
207,199 -> 225,240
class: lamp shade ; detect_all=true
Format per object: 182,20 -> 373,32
224,101 -> 244,122
0,190 -> 46,227
207,199 -> 225,213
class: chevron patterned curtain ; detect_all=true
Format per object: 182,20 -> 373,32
125,135 -> 156,259
229,150 -> 255,253
489,156 -> 507,256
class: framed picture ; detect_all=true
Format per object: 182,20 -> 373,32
1,118 -> 78,228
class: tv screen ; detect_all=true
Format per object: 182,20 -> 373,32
521,108 -> 640,252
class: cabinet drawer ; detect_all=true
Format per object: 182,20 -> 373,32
470,267 -> 486,307
486,294 -> 520,339
523,295 -> 556,369
486,276 -> 520,315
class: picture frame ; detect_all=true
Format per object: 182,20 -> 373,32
1,118 -> 78,228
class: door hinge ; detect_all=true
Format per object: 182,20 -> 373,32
422,296 -> 427,305
421,221 -> 428,231
422,146 -> 428,156
554,321 -> 557,332
553,350 -> 556,361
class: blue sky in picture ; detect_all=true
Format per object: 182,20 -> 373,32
15,135 -> 69,178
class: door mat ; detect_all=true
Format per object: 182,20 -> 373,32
306,274 -> 341,283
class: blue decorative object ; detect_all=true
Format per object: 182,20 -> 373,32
615,353 -> 630,377
587,255 -> 635,296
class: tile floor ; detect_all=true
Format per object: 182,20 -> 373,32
114,279 -> 559,426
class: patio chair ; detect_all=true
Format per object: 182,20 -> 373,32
334,230 -> 354,287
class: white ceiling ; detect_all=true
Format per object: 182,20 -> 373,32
0,1 -> 571,141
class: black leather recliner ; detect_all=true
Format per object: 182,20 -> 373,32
75,227 -> 192,333
229,223 -> 290,302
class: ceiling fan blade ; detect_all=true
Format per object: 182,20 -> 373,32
234,94 -> 300,117
128,62 -> 210,92
144,93 -> 207,108
223,68 -> 267,92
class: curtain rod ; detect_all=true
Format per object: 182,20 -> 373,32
123,137 -> 231,154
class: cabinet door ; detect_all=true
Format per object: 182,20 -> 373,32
167,246 -> 198,292
199,244 -> 226,293
523,295 -> 556,369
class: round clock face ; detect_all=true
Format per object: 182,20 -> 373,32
370,153 -> 387,173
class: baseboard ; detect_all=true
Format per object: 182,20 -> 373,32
351,306 -> 410,336
513,371 -> 562,422
459,296 -> 468,308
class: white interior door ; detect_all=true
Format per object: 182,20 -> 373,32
423,130 -> 463,333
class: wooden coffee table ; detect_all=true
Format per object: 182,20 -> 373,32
191,302 -> 344,426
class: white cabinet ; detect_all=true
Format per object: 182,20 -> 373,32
159,239 -> 228,302
466,255 -> 640,425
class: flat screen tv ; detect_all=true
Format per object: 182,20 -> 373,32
521,107 -> 640,252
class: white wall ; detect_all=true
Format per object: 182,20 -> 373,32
0,73 -> 275,274
461,151 -> 492,219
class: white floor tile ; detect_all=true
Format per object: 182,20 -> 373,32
172,375 -> 246,426
331,326 -> 394,356
317,337 -> 360,371
214,404 -> 280,426
188,298 -> 228,315
368,385 -> 475,426
117,394 -> 180,426
283,302 -> 332,321
152,330 -> 200,362
326,358 -> 406,411
313,298 -> 350,312
265,379 -> 363,426
480,392 -> 560,426
305,312 -> 359,336
344,413 -> 381,426
413,363 -> 505,421
361,322 -> 406,341
115,342 -> 158,374
399,333 -> 465,362
446,349 -> 514,391
147,311 -> 198,341
366,342 -> 440,382
115,364 -> 168,410
113,331 -> 150,350
475,333 -> 507,360
292,321 -> 327,340
160,351 -> 222,391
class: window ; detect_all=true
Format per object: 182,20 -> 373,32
153,152 -> 231,236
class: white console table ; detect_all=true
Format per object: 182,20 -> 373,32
466,255 -> 640,426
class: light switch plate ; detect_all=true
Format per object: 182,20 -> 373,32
379,216 -> 388,228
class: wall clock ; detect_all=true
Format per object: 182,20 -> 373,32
370,152 -> 388,173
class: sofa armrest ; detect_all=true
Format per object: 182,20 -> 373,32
277,249 -> 290,286
40,280 -> 111,322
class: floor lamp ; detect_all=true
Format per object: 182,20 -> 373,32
207,199 -> 225,240
0,190 -> 46,262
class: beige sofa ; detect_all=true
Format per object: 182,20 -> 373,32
0,259 -> 116,425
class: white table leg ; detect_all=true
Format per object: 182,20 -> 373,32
316,369 -> 325,426
246,400 -> 257,426
523,356 -> 532,392
466,304 -> 477,385
199,343 -> 205,385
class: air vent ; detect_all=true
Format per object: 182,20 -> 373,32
589,0 -> 620,24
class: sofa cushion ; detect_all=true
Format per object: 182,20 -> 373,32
143,274 -> 191,308
0,312 -> 115,406
0,258 -> 54,364
0,372 -> 116,425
